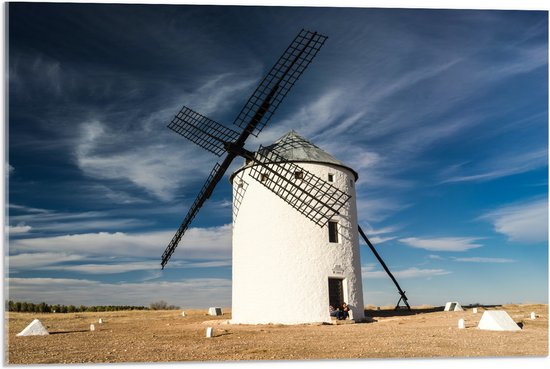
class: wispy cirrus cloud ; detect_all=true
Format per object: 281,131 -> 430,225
357,196 -> 412,222
8,204 -> 150,235
8,252 -> 86,269
6,163 -> 14,177
75,120 -> 211,202
440,148 -> 547,184
73,68 -> 261,203
399,236 -> 484,252
10,224 -> 232,261
479,198 -> 548,243
453,257 -> 516,263
6,224 -> 32,234
362,265 -> 451,279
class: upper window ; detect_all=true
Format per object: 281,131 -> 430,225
328,174 -> 334,182
328,221 -> 339,243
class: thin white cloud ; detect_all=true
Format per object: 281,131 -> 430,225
361,225 -> 400,236
358,224 -> 400,244
441,148 -> 547,184
362,266 -> 451,279
453,257 -> 516,263
399,236 -> 483,252
9,203 -> 50,214
6,163 -> 14,176
10,224 -> 232,261
8,253 -> 85,269
6,224 -> 32,234
368,236 -> 397,244
357,196 -> 412,222
87,184 -> 150,205
9,206 -> 149,234
179,72 -> 261,117
8,277 -> 232,308
43,261 -> 161,274
480,198 -> 548,243
76,120 -> 212,202
73,69 -> 260,203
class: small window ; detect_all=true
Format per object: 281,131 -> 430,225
328,174 -> 334,182
261,173 -> 268,182
328,221 -> 338,243
294,171 -> 303,180
350,179 -> 353,187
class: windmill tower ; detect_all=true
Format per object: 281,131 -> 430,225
231,131 -> 365,324
159,29 -> 411,324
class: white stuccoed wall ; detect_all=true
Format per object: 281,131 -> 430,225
231,161 -> 365,324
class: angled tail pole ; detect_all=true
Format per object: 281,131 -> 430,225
358,225 -> 411,311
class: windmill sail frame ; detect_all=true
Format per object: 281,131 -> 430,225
160,29 -> 328,268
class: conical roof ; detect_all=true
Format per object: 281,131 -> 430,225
233,130 -> 358,180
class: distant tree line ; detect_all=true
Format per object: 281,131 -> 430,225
149,300 -> 180,310
5,300 -> 148,313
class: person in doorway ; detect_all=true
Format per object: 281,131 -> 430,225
336,302 -> 350,320
329,305 -> 337,317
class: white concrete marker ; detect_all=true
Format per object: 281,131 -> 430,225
16,319 -> 49,336
473,308 -> 478,314
206,327 -> 213,338
90,324 -> 95,331
478,311 -> 521,331
181,311 -> 186,317
98,318 -> 103,324
208,307 -> 222,316
530,312 -> 536,320
458,318 -> 465,329
444,301 -> 464,311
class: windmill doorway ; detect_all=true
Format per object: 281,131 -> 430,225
328,278 -> 344,308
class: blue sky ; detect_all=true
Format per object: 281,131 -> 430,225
5,2 -> 548,308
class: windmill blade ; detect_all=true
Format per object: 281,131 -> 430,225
168,106 -> 241,156
161,157 -> 232,269
247,146 -> 351,227
233,29 -> 328,137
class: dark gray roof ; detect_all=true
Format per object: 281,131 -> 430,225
232,131 -> 358,180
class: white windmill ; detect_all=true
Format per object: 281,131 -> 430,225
159,29 -> 410,324
231,131 -> 365,324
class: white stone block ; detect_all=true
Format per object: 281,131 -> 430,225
98,318 -> 103,324
473,308 -> 478,314
530,312 -> 536,320
16,319 -> 49,336
208,307 -> 222,316
181,311 -> 186,317
458,318 -> 465,329
444,301 -> 464,311
90,324 -> 95,331
206,327 -> 213,338
477,311 -> 521,331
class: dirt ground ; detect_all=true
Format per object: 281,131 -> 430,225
5,304 -> 548,364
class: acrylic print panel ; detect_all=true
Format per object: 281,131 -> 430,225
5,0 -> 548,366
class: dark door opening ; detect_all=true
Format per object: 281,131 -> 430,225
328,278 -> 344,308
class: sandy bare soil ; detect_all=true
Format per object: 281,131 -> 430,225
5,304 -> 548,364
